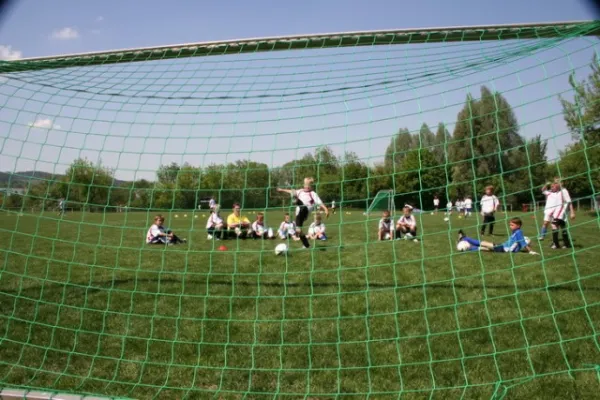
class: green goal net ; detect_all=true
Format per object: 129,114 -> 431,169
1,21 -> 600,399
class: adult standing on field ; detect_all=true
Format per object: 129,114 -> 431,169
277,177 -> 329,249
480,185 -> 499,236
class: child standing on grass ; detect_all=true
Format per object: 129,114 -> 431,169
458,217 -> 537,254
146,215 -> 186,245
378,210 -> 394,241
277,177 -> 329,249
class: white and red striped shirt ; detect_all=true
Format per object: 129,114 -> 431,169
544,188 -> 571,220
279,221 -> 296,235
397,215 -> 416,228
294,189 -> 323,212
206,213 -> 223,229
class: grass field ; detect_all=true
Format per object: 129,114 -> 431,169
1,209 -> 599,399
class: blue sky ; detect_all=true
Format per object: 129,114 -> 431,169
0,0 -> 599,181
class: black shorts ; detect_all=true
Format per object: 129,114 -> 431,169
295,206 -> 310,228
552,218 -> 566,227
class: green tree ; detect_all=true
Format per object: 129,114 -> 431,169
157,162 -> 181,185
393,148 -> 446,208
61,158 -> 114,210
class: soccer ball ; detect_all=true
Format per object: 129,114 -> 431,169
457,241 -> 471,252
524,236 -> 531,246
443,217 -> 449,222
275,243 -> 288,255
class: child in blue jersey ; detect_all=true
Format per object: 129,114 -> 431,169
457,217 -> 538,254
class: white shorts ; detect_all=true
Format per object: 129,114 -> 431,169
543,210 -> 554,222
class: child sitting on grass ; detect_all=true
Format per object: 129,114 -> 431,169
457,217 -> 538,255
396,205 -> 419,242
206,204 -> 224,240
307,213 -> 327,241
378,210 -> 394,241
146,215 -> 186,245
251,212 -> 275,239
278,213 -> 299,241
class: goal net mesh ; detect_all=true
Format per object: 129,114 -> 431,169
1,22 -> 600,399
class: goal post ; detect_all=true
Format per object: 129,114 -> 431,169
365,190 -> 395,215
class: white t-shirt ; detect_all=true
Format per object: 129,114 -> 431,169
309,222 -> 326,235
433,199 -> 440,206
331,201 -> 336,208
446,201 -> 453,209
456,200 -> 463,209
279,221 -> 296,235
209,199 -> 216,209
252,220 -> 268,234
146,224 -> 164,243
464,198 -> 473,209
397,215 -> 416,228
544,189 -> 571,220
294,189 -> 323,213
379,217 -> 393,231
480,195 -> 499,214
206,213 -> 223,229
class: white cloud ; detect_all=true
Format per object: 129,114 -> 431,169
28,118 -> 61,130
51,27 -> 79,40
96,16 -> 104,22
0,45 -> 22,61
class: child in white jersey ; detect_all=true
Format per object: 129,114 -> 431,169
278,213 -> 299,241
146,215 -> 186,245
206,204 -> 224,240
396,205 -> 419,242
539,179 -> 575,248
378,210 -> 394,241
307,214 -> 327,241
446,200 -> 453,216
480,185 -> 499,236
433,195 -> 440,214
277,177 -> 329,249
251,212 -> 275,239
464,196 -> 473,217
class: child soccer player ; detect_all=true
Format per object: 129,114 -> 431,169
331,200 -> 336,215
396,205 -> 419,242
480,185 -> 499,236
278,213 -> 299,240
378,210 -> 394,241
539,179 -> 575,246
277,177 -> 329,249
226,203 -> 251,239
57,198 -> 66,216
251,212 -> 274,239
433,195 -> 440,214
456,198 -> 463,216
446,200 -> 453,216
307,213 -> 327,241
464,196 -> 473,217
206,204 -> 224,240
458,217 -> 538,254
146,215 -> 186,245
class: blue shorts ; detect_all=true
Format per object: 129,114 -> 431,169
493,245 -> 506,253
466,208 -> 472,213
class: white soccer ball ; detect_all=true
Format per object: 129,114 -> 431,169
457,241 -> 471,252
275,243 -> 288,255
443,217 -> 449,222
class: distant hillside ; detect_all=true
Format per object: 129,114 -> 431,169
0,171 -> 130,187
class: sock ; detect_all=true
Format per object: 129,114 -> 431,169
562,229 -> 571,248
552,230 -> 560,247
540,226 -> 547,237
462,237 -> 481,247
489,224 -> 494,235
300,234 -> 310,248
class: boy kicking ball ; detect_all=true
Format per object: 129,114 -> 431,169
277,177 -> 329,249
378,210 -> 394,241
457,217 -> 538,255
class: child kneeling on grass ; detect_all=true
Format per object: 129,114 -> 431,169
457,217 -> 538,255
146,215 -> 186,245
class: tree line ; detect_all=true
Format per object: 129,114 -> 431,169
2,58 -> 599,212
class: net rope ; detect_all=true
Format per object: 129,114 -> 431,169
1,22 -> 600,399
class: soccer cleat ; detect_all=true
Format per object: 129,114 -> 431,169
538,236 -> 545,240
406,233 -> 413,239
413,238 -> 419,243
182,238 -> 187,243
550,244 -> 558,249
